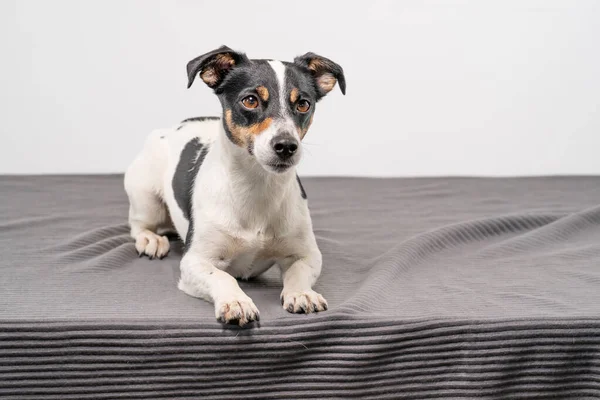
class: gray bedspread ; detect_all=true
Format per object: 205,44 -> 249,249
1,175 -> 600,399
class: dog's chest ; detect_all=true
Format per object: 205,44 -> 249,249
213,230 -> 291,279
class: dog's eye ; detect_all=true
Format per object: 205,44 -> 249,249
241,95 -> 259,109
296,99 -> 310,113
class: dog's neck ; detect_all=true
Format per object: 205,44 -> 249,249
211,122 -> 297,228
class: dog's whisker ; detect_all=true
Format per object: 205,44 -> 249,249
302,146 -> 314,156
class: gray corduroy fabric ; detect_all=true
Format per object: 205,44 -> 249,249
1,175 -> 600,399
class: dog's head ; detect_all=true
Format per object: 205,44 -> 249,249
186,46 -> 345,174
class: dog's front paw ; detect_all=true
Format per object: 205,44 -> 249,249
215,296 -> 260,326
135,230 -> 170,259
281,289 -> 328,314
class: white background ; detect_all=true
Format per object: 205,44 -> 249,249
1,0 -> 599,176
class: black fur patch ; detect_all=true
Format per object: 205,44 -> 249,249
177,116 -> 220,130
172,138 -> 209,252
181,116 -> 221,123
296,174 -> 307,199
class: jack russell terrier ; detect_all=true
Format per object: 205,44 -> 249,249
124,45 -> 345,326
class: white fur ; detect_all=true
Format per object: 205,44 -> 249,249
268,60 -> 288,114
124,111 -> 325,325
251,61 -> 302,170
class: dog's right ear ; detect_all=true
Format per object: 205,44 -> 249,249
186,45 -> 249,89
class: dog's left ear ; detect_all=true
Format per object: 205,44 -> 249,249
186,45 -> 249,89
293,52 -> 346,99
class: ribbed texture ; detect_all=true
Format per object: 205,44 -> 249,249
2,319 -> 600,399
2,175 -> 600,399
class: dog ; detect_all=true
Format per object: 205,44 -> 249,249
124,45 -> 345,326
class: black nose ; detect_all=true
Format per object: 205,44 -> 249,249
272,137 -> 298,160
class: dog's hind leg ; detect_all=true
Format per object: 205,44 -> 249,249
124,131 -> 172,259
129,201 -> 171,260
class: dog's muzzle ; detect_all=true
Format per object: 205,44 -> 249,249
271,133 -> 298,161
266,132 -> 300,172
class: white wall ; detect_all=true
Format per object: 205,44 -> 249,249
1,0 -> 599,176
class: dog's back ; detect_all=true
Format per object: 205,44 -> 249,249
124,117 -> 222,243
156,117 -> 221,171
128,117 -> 221,188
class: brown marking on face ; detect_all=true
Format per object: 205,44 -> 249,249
256,86 -> 269,102
298,115 -> 314,139
224,109 -> 243,146
247,118 -> 273,135
200,53 -> 236,87
290,88 -> 299,103
224,109 -> 273,148
316,73 -> 337,94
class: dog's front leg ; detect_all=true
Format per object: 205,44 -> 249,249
280,251 -> 328,314
178,252 -> 260,326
